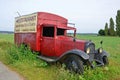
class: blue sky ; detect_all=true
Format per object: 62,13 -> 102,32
0,0 -> 120,33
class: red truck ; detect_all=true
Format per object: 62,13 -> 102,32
14,12 -> 109,74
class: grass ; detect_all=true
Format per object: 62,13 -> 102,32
0,33 -> 120,80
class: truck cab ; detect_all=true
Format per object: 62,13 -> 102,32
15,12 -> 109,74
40,24 -> 78,57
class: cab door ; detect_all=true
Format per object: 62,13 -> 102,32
40,25 -> 55,57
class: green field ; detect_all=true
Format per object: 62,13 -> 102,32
0,34 -> 120,80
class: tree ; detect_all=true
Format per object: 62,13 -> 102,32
98,29 -> 105,36
116,10 -> 120,37
109,18 -> 115,36
104,23 -> 109,36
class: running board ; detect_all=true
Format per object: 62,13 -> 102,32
37,55 -> 58,62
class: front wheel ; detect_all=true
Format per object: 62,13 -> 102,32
103,56 -> 109,65
64,55 -> 84,74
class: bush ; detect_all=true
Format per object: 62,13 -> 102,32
98,29 -> 105,36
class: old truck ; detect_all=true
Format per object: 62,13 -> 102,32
14,12 -> 109,74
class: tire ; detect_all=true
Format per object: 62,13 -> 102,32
64,55 -> 84,74
103,56 -> 109,65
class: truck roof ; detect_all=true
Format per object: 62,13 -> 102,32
14,12 -> 73,33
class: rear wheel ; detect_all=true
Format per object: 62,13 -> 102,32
64,55 -> 84,74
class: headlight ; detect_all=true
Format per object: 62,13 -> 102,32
85,42 -> 95,54
98,48 -> 103,53
86,47 -> 90,54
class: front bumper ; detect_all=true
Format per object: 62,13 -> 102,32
87,49 -> 109,68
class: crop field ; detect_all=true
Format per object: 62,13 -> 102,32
0,34 -> 120,80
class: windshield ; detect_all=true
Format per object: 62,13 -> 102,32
66,30 -> 75,37
56,27 -> 76,37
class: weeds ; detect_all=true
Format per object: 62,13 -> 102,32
6,44 -> 48,67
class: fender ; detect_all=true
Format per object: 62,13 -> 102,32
37,49 -> 89,62
101,50 -> 109,57
95,50 -> 109,57
94,50 -> 109,62
58,49 -> 89,61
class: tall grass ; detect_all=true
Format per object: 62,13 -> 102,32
6,45 -> 48,67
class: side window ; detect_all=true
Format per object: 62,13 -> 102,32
43,27 -> 54,37
57,28 -> 65,36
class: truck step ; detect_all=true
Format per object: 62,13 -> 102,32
37,55 -> 58,62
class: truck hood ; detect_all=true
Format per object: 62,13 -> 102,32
57,36 -> 89,51
76,39 -> 87,43
75,39 -> 88,51
57,36 -> 88,44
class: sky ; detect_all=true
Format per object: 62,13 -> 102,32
0,0 -> 120,33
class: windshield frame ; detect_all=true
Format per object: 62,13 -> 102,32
56,26 -> 76,37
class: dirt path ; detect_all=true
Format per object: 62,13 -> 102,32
0,62 -> 23,80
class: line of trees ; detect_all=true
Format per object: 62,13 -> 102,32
98,10 -> 120,37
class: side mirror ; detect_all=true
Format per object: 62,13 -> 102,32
100,40 -> 103,45
89,40 -> 92,42
100,40 -> 103,47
